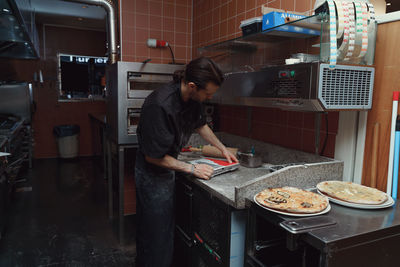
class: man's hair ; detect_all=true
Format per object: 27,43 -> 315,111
173,57 -> 224,89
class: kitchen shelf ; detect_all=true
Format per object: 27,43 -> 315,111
199,14 -> 324,55
198,14 -> 324,73
198,12 -> 376,74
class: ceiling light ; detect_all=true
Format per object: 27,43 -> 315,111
387,2 -> 391,6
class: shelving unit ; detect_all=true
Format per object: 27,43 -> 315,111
198,13 -> 376,74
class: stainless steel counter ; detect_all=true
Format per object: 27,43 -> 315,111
247,198 -> 400,267
304,201 -> 400,249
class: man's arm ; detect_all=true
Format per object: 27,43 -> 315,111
145,154 -> 214,180
195,124 -> 238,163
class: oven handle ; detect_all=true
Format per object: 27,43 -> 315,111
254,238 -> 285,251
176,225 -> 194,248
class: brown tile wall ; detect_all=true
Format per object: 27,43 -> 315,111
219,106 -> 338,157
120,0 -> 193,64
0,25 -> 107,158
119,0 -> 194,213
192,0 -> 338,158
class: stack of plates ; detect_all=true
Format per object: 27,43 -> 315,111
316,181 -> 395,210
316,189 -> 394,209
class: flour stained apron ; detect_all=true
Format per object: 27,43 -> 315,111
135,151 -> 175,267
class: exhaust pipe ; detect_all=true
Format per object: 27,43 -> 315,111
63,0 -> 119,64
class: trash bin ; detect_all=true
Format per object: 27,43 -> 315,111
53,125 -> 80,158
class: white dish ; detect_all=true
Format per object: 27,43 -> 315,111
316,189 -> 395,209
253,195 -> 331,217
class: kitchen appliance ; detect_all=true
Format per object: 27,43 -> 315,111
245,198 -> 400,267
0,82 -> 33,168
0,114 -> 29,175
0,0 -> 39,59
0,82 -> 33,122
106,61 -> 184,144
211,62 -> 375,112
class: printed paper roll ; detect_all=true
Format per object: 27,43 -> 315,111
327,0 -> 337,68
344,2 -> 356,61
358,2 -> 369,58
337,1 -> 350,59
335,1 -> 345,39
352,2 -> 363,58
325,1 -> 373,63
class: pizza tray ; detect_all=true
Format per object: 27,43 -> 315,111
253,195 -> 331,217
316,189 -> 395,209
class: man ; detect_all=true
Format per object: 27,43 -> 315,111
135,57 -> 237,267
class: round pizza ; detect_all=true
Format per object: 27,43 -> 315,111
317,181 -> 388,205
255,187 -> 329,214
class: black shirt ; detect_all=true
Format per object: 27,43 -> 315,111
136,82 -> 206,173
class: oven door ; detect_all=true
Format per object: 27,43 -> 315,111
127,108 -> 140,135
173,178 -> 195,267
127,72 -> 173,99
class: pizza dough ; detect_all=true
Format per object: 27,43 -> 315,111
317,181 -> 388,205
255,187 -> 329,214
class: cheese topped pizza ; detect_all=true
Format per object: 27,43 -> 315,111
316,181 -> 388,205
255,187 -> 329,214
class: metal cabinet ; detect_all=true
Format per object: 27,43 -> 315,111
245,199 -> 400,267
174,176 -> 247,267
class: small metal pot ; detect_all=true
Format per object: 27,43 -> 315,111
238,152 -> 263,168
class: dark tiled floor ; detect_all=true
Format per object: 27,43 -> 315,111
0,157 -> 136,267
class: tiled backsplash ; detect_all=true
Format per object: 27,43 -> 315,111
120,0 -> 192,64
218,105 -> 338,158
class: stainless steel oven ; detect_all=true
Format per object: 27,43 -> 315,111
106,62 -> 184,144
127,108 -> 140,135
128,72 -> 175,99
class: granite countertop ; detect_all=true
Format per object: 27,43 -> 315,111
178,152 -> 272,207
178,133 -> 344,209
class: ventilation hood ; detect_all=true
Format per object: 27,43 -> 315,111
210,62 -> 375,112
0,0 -> 40,59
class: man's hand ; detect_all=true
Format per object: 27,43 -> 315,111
192,164 -> 214,180
221,147 -> 239,164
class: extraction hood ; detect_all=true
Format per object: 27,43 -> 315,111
210,62 -> 375,112
0,0 -> 40,59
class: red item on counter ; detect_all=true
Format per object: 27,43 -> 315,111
181,146 -> 192,152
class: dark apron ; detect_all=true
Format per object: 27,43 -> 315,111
134,151 -> 175,267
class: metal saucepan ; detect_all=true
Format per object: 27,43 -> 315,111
237,151 -> 263,168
